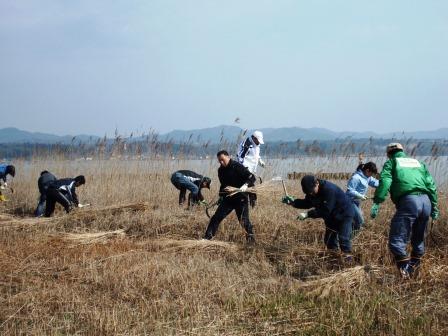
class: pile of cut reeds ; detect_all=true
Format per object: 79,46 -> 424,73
296,265 -> 383,299
151,238 -> 240,254
61,229 -> 126,245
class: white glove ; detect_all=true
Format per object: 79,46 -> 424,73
239,184 -> 249,192
4,182 -> 7,187
356,194 -> 368,201
78,203 -> 91,208
259,159 -> 265,168
0,185 -> 5,190
297,212 -> 309,220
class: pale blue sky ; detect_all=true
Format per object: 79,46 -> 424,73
0,0 -> 447,136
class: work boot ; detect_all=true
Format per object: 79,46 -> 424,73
246,234 -> 256,245
396,259 -> 411,280
408,257 -> 422,278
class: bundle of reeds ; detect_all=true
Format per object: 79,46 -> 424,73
152,238 -> 240,254
223,182 -> 280,197
296,265 -> 383,299
61,229 -> 126,245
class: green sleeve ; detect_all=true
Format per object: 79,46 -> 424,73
374,159 -> 393,204
423,163 -> 438,210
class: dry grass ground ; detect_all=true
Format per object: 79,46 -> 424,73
0,158 -> 447,335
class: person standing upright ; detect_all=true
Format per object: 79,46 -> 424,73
237,130 -> 265,207
203,150 -> 256,243
370,143 -> 439,279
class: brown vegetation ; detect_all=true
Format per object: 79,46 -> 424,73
0,158 -> 447,335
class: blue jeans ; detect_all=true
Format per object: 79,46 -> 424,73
324,216 -> 353,253
171,172 -> 199,204
389,194 -> 431,260
352,201 -> 364,231
35,193 -> 47,217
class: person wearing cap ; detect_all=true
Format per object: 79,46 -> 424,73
44,175 -> 86,217
237,130 -> 265,207
0,164 -> 15,202
346,162 -> 379,232
171,170 -> 211,207
35,170 -> 58,217
282,175 -> 355,259
370,143 -> 438,279
203,150 -> 256,243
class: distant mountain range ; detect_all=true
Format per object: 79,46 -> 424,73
1,126 -> 448,144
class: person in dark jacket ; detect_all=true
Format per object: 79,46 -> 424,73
282,175 -> 355,258
44,175 -> 86,217
203,150 -> 256,243
0,164 -> 15,202
35,170 -> 57,217
171,170 -> 211,206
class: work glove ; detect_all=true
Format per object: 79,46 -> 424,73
297,212 -> 308,221
259,159 -> 265,168
370,203 -> 380,219
0,185 -> 5,190
239,183 -> 249,192
356,194 -> 368,201
0,195 -> 7,202
431,208 -> 440,220
198,200 -> 208,206
282,195 -> 295,205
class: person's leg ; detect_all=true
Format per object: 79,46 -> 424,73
389,195 -> 419,277
35,193 -> 47,217
44,193 -> 56,217
179,189 -> 187,205
234,197 -> 255,242
324,220 -> 339,251
409,195 -> 431,275
47,189 -> 72,213
203,200 -> 234,239
338,216 -> 353,254
352,202 -> 364,233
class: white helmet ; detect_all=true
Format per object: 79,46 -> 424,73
252,130 -> 264,144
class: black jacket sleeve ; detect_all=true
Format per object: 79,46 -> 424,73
292,196 -> 313,209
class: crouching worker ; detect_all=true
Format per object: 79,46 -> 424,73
371,143 -> 438,279
203,150 -> 256,243
170,170 -> 211,206
35,171 -> 57,217
0,164 -> 15,202
44,175 -> 86,217
282,175 -> 355,260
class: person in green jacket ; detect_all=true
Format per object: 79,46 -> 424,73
370,143 -> 439,279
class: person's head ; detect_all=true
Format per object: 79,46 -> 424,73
386,143 -> 404,158
5,165 -> 15,178
251,130 -> 264,146
361,162 -> 378,177
74,175 -> 86,187
217,150 -> 231,167
301,175 -> 319,196
201,176 -> 211,189
40,170 -> 49,176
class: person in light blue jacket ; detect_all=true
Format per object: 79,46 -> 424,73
346,162 -> 379,231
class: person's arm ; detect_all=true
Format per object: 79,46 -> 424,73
237,138 -> 251,163
235,162 -> 256,186
292,196 -> 313,209
71,184 -> 79,206
368,177 -> 380,188
422,163 -> 438,212
374,159 -> 393,204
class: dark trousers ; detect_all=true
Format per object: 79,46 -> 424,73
35,193 -> 47,217
204,197 -> 254,239
44,189 -> 73,217
323,216 -> 354,253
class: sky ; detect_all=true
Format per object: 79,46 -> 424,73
0,0 -> 447,136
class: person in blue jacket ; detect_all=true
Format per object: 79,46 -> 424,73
282,175 -> 355,258
0,164 -> 15,202
346,162 -> 379,232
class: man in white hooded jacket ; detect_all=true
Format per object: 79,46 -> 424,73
237,130 -> 265,207
237,130 -> 265,174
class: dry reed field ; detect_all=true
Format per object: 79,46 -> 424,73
1,157 -> 447,335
